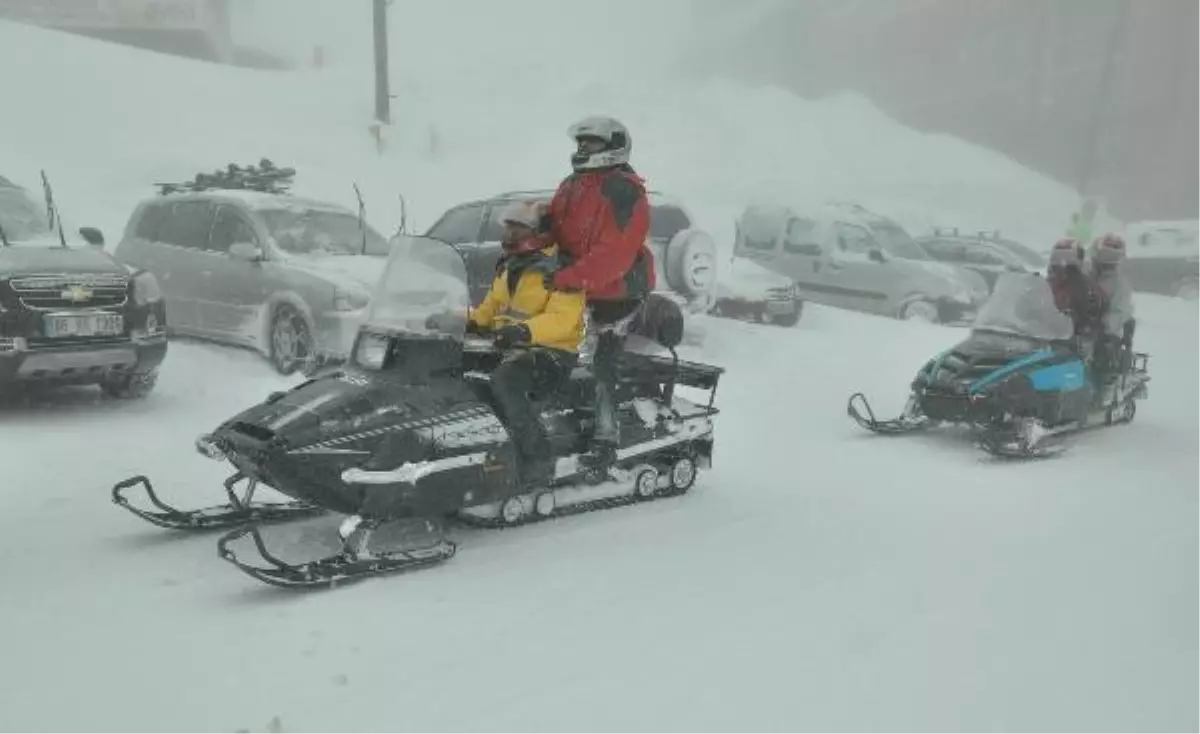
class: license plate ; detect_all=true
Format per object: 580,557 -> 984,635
766,300 -> 794,315
43,312 -> 124,338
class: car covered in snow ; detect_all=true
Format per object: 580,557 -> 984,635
913,228 -> 1047,293
1120,220 -> 1198,301
732,202 -> 989,325
710,249 -> 802,327
705,215 -> 801,326
0,174 -> 167,398
423,189 -> 719,339
113,187 -> 391,375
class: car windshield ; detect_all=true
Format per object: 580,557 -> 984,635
0,183 -> 53,243
972,272 -> 1073,342
874,223 -> 929,260
260,208 -> 390,257
650,205 -> 691,241
355,234 -> 471,366
993,240 -> 1047,269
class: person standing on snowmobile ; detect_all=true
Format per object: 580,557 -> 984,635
1087,233 -> 1135,391
541,115 -> 655,471
1047,237 -> 1102,341
469,200 -> 586,487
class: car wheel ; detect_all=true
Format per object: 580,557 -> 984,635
1172,278 -> 1199,301
101,370 -> 158,399
900,299 -> 940,323
269,304 -> 314,376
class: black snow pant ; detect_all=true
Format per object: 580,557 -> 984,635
587,298 -> 645,448
491,347 -> 577,465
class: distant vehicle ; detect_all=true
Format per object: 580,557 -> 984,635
0,173 -> 167,398
1120,220 -> 1198,301
113,167 -> 392,375
423,189 -> 720,328
914,228 -> 1048,293
710,246 -> 802,327
733,202 -> 988,325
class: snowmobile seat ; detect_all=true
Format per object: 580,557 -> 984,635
629,293 -> 685,351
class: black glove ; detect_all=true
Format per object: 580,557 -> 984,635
493,323 -> 532,350
464,320 -> 487,336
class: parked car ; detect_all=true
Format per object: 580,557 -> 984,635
423,188 -> 720,322
113,186 -> 392,375
914,228 -> 1048,293
732,202 -> 988,324
1120,220 -> 1199,301
0,174 -> 167,398
711,222 -> 803,327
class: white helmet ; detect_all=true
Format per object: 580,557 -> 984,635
568,115 -> 631,171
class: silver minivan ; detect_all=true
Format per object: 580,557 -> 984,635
114,189 -> 392,374
734,202 -> 988,324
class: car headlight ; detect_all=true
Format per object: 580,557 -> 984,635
334,287 -> 370,312
131,271 -> 162,305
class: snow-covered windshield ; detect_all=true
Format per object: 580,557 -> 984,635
261,208 -> 390,257
994,240 -> 1047,269
875,223 -> 929,260
360,234 -> 470,342
972,272 -> 1073,342
0,182 -> 52,242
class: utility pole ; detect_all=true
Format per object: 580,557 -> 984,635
372,0 -> 391,125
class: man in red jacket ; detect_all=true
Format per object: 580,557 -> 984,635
544,115 -> 656,470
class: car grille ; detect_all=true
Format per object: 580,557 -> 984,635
766,286 -> 793,301
9,274 -> 129,310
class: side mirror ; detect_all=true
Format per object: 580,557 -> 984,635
79,226 -> 104,247
868,248 -> 887,264
229,241 -> 264,262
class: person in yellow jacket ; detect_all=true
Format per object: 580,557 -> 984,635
469,200 -> 586,487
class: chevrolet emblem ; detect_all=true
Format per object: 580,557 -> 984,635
61,285 -> 94,303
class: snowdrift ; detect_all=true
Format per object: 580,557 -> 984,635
1,16 -> 1081,263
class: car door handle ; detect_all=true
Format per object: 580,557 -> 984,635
200,270 -> 213,276
827,262 -> 844,272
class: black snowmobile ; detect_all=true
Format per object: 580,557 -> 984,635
847,272 -> 1150,458
112,235 -> 724,588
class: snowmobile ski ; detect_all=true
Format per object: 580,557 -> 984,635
216,517 -> 456,589
847,392 -> 929,435
111,473 -> 324,531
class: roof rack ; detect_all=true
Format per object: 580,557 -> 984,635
155,159 -> 296,196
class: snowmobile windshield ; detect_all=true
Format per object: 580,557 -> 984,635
0,185 -> 53,242
971,272 -> 1074,343
261,208 -> 390,257
360,234 -> 471,343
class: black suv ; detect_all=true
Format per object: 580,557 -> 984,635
0,175 -> 167,398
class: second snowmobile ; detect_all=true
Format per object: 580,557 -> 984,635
847,272 -> 1150,458
112,235 -> 724,588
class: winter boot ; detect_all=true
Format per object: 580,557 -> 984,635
577,440 -> 618,473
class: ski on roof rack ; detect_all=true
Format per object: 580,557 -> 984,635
155,159 -> 296,196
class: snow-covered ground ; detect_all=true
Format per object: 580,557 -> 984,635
1,11 -> 1196,732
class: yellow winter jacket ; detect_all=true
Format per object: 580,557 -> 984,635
469,245 -> 585,353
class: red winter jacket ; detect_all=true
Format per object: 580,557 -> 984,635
545,166 -> 655,302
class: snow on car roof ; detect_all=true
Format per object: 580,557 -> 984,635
152,188 -> 352,215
